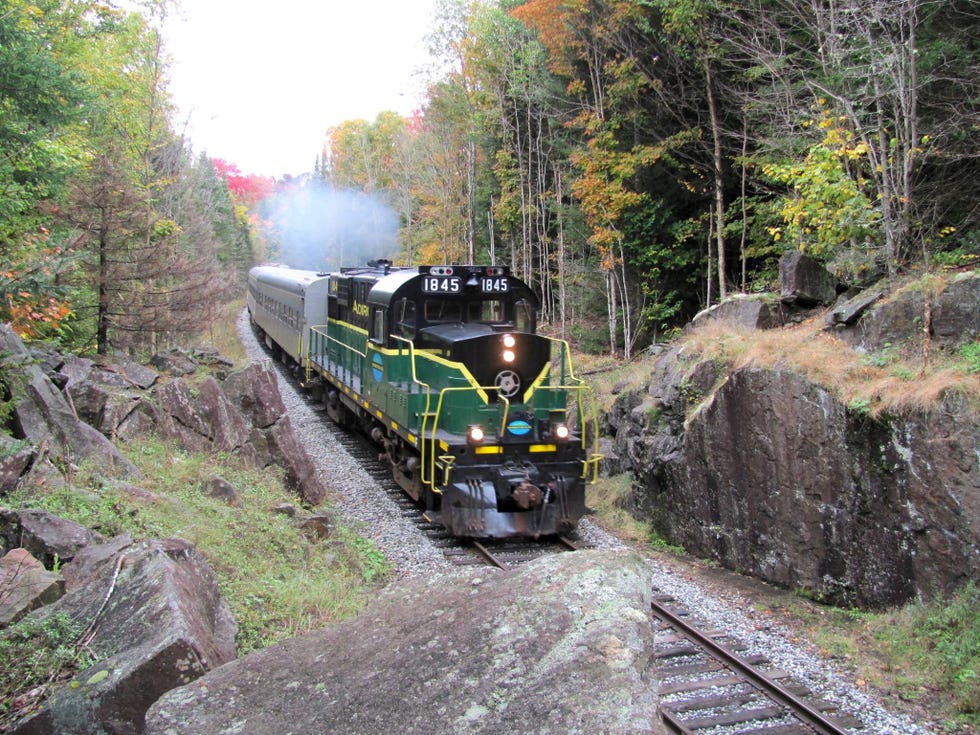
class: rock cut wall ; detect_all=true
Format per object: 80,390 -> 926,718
606,272 -> 980,608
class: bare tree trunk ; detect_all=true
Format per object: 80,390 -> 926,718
555,168 -> 567,341
606,268 -> 617,358
97,221 -> 110,355
740,118 -> 749,292
706,206 -> 714,309
616,249 -> 632,361
705,59 -> 727,301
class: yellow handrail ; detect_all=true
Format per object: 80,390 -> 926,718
311,328 -> 602,491
311,324 -> 366,359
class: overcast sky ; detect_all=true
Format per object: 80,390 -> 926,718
161,0 -> 438,178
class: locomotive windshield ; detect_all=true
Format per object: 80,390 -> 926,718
394,295 -> 535,338
424,298 -> 505,324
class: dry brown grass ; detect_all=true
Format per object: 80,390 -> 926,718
586,473 -> 654,545
680,315 -> 979,415
570,351 -> 649,414
195,297 -> 248,365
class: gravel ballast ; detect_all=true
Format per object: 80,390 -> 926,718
237,309 -> 936,735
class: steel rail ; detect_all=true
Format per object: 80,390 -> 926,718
652,599 -> 852,735
470,540 -> 507,569
556,535 -> 579,551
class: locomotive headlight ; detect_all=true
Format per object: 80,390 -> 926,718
554,423 -> 570,441
502,334 -> 516,348
467,425 -> 485,444
502,349 -> 516,363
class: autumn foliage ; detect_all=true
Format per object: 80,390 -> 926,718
212,159 -> 275,209
0,240 -> 75,340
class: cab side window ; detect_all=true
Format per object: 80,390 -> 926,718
371,309 -> 386,344
395,299 -> 416,338
515,299 -> 535,333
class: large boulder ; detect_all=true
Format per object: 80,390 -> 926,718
222,362 -> 326,504
221,361 -> 285,429
146,549 -> 661,735
9,535 -> 237,735
0,548 -> 64,626
690,295 -> 788,331
61,360 -> 158,440
0,507 -> 105,567
265,415 -> 327,504
0,436 -> 35,493
151,376 -> 252,453
779,250 -> 840,307
0,326 -> 138,480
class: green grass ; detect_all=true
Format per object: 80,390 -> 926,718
6,436 -> 387,654
962,341 -> 980,374
0,612 -> 96,729
585,473 -> 654,546
787,583 -> 980,731
871,583 -> 980,727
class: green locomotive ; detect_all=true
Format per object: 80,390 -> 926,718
248,260 -> 600,539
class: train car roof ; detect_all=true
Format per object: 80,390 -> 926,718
366,269 -> 422,307
249,265 -> 330,295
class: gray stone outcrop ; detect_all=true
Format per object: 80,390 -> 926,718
779,250 -> 840,306
833,270 -> 980,353
10,535 -> 237,735
0,330 -> 333,731
146,549 -> 662,735
0,325 -> 139,481
606,268 -> 979,608
0,437 -> 34,493
62,358 -> 157,440
608,346 -> 980,608
152,376 -> 253,453
0,507 -> 105,567
221,360 -> 285,429
0,548 -> 64,626
0,326 -> 326,505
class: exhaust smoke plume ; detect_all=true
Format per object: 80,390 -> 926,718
265,177 -> 401,272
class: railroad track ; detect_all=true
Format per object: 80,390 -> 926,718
469,535 -> 580,569
652,593 -> 862,735
327,424 -> 583,569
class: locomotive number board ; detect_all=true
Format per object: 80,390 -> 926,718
480,276 -> 509,293
421,276 -> 461,293
420,275 -> 510,294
